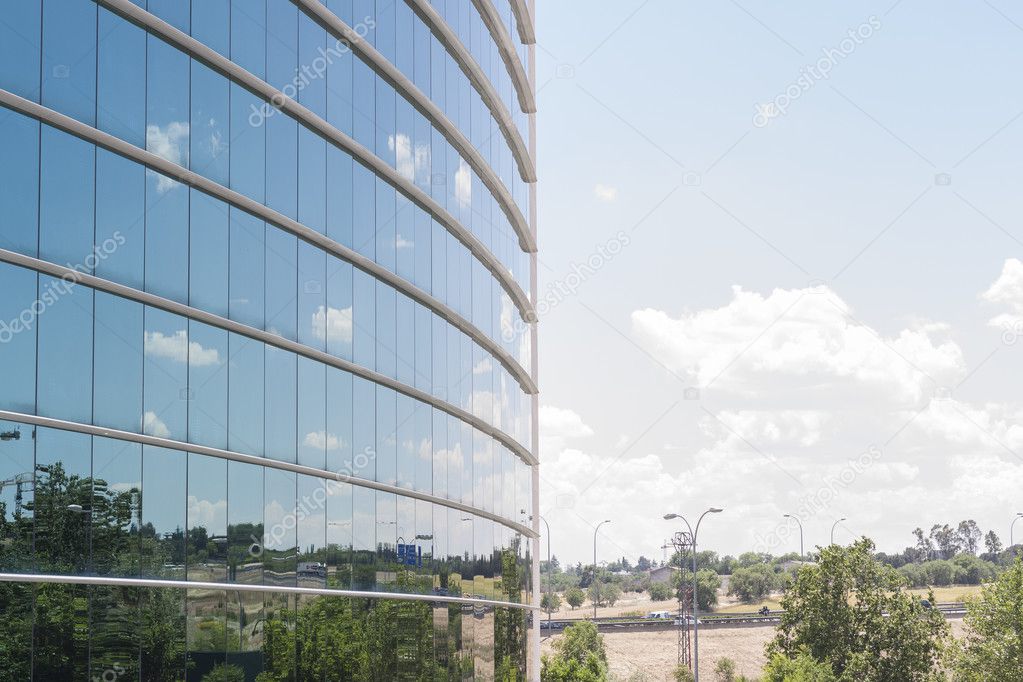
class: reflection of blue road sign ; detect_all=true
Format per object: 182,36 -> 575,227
397,543 -> 422,567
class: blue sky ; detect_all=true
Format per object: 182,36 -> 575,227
534,0 -> 1023,564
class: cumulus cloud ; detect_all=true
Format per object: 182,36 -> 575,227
455,159 -> 472,207
631,285 -> 965,405
303,431 -> 346,452
187,494 -> 227,531
311,305 -> 353,345
981,258 -> 1023,328
389,132 -> 414,181
146,122 -> 189,192
142,411 -> 170,438
144,330 -> 221,367
541,406 -> 594,439
593,184 -> 618,202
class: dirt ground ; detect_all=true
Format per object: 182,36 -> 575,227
541,620 -> 968,681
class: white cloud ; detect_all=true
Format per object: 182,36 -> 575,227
187,494 -> 227,531
396,235 -> 414,249
142,411 -> 170,438
144,330 -> 221,367
593,184 -> 618,202
981,258 -> 1023,328
303,431 -> 346,451
631,285 -> 965,405
311,305 -> 353,345
455,159 -> 472,207
541,406 -> 594,439
389,132 -> 415,181
146,122 -> 189,193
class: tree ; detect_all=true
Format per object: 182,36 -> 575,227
984,530 -> 1003,557
728,564 -> 775,603
565,586 -> 585,610
950,558 -> 1023,681
768,539 -> 948,681
912,527 -> 934,562
762,653 -> 836,681
541,592 -> 562,614
636,555 -> 652,572
588,580 -> 621,608
648,581 -> 673,602
714,657 -> 737,682
696,569 -> 721,611
931,524 -> 962,559
958,520 -> 982,555
541,621 -> 608,682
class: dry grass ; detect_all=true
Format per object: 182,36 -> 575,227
542,620 -> 969,681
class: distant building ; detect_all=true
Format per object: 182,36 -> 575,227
649,565 -> 680,584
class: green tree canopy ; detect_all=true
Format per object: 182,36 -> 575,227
950,557 -> 1023,681
541,621 -> 608,682
768,538 -> 948,681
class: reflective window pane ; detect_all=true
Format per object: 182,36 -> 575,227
37,276 -> 93,424
0,264 -> 37,414
0,110 -> 39,257
94,292 -> 143,433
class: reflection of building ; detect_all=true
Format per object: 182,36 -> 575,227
0,0 -> 538,678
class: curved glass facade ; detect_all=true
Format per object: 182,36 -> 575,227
0,0 -> 537,680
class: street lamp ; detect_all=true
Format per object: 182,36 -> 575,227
592,519 -> 611,618
1010,513 -> 1023,547
664,508 -> 723,682
540,515 -> 552,628
783,514 -> 804,561
831,518 -> 847,545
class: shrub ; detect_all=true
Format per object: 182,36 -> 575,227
648,581 -> 673,602
714,657 -> 737,682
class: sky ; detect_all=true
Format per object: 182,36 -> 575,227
533,0 -> 1023,566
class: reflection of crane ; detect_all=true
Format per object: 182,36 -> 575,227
0,472 -> 34,513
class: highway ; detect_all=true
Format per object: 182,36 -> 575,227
540,603 -> 967,632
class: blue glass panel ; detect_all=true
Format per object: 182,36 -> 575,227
0,111 -> 39,257
395,394 -> 414,490
96,8 -> 145,147
297,357 -> 326,470
325,368 -> 353,474
352,376 -> 375,480
145,168 -> 188,303
0,264 -> 37,413
298,127 -> 326,234
264,467 -> 297,586
413,304 -> 432,393
227,332 -> 264,456
148,0 -> 189,32
266,114 -> 298,220
297,240 -> 326,351
190,61 -> 230,186
230,83 -> 266,203
414,402 -> 432,494
326,145 -> 353,248
265,346 -> 297,463
41,0 -> 96,125
0,0 -> 41,101
146,37 -> 190,169
297,12 -> 327,118
352,59 -> 375,150
375,386 -> 396,485
375,281 -> 396,379
192,0 -> 229,56
189,190 -> 229,318
228,460 -> 263,584
352,269 -> 375,368
297,475 -> 327,587
93,292 -> 143,433
352,162 -> 375,258
187,321 -> 228,449
266,0 -> 298,92
95,150 -> 144,289
265,227 -> 297,339
187,452 -> 227,582
143,307 -> 188,441
229,208 -> 265,329
231,0 -> 267,80
37,275 -> 93,423
39,127 -> 94,270
141,445 -> 186,578
375,177 -> 396,273
396,292 -> 415,387
325,39 -> 353,137
325,256 -> 353,360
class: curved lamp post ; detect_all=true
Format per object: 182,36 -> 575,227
831,518 -> 847,546
1011,512 -> 1023,547
664,508 -> 723,682
783,514 -> 804,560
592,519 -> 611,618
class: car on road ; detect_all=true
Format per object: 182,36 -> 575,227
643,610 -> 674,620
